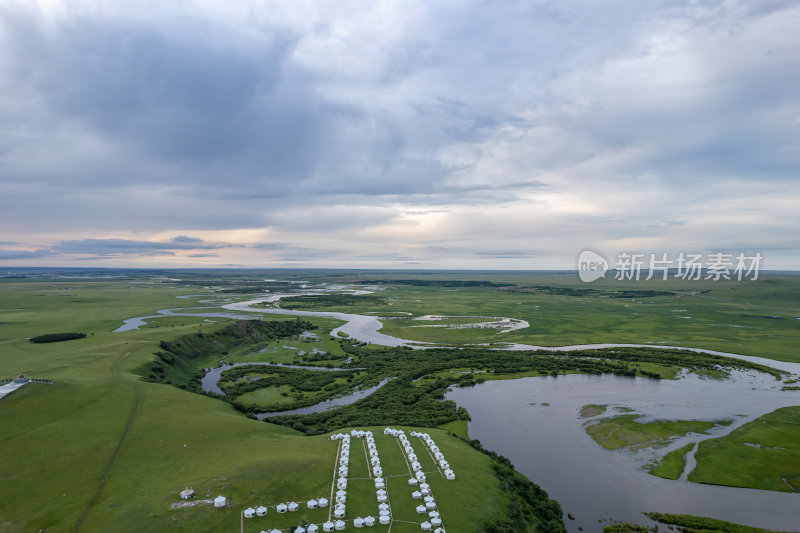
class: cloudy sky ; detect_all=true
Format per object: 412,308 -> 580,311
1,0 -> 798,269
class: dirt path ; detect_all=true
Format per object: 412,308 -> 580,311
73,343 -> 146,532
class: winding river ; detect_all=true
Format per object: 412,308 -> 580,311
115,292 -> 800,530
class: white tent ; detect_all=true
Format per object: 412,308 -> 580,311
434,528 -> 446,533
376,494 -> 387,503
335,520 -> 346,530
431,517 -> 442,527
276,503 -> 288,513
256,506 -> 268,516
180,488 -> 195,500
353,517 -> 365,528
416,505 -> 427,514
288,501 -> 299,512
421,521 -> 432,531
379,515 -> 391,525
426,501 -> 437,510
213,496 -> 227,508
323,522 -> 335,532
317,497 -> 329,508
378,503 -> 390,511
364,516 -> 376,527
243,507 -> 255,518
424,496 -> 434,503
408,478 -> 419,486
334,508 -> 345,519
294,527 -> 306,533
411,491 -> 422,499
307,499 -> 318,509
308,525 -> 319,533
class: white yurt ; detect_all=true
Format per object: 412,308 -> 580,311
415,472 -> 426,482
428,511 -> 440,518
421,521 -> 432,531
323,522 -> 335,532
376,489 -> 387,496
337,478 -> 348,490
445,471 -> 455,480
408,478 -> 419,486
434,528 -> 446,533
378,503 -> 390,511
308,525 -> 319,533
411,491 -> 422,499
256,506 -> 268,516
213,495 -> 227,508
379,515 -> 391,525
431,517 -> 443,527
243,507 -> 256,518
294,527 -> 306,533
373,466 -> 383,477
317,497 -> 329,508
334,508 -> 345,519
377,494 -> 387,503
426,501 -> 437,510
308,499 -> 318,509
335,503 -> 346,512
276,503 -> 288,513
421,487 -> 431,496
335,520 -> 346,530
288,501 -> 299,512
416,505 -> 427,514
353,517 -> 365,528
364,515 -> 376,527
180,488 -> 195,500
336,494 -> 347,504
424,496 -> 434,503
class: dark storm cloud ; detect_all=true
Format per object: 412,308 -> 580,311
51,238 -> 234,256
0,249 -> 54,260
0,0 -> 799,267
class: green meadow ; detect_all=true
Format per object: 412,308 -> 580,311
279,274 -> 800,362
0,280 -> 512,532
584,414 -> 732,451
689,406 -> 800,492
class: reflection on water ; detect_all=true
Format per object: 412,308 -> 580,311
200,362 -> 351,396
255,378 -> 394,420
446,373 -> 800,532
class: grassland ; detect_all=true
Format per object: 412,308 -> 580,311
585,414 -> 732,451
650,443 -> 696,480
580,404 -> 608,418
276,273 -> 800,362
688,406 -> 800,492
645,512 -> 795,532
0,280 -> 521,532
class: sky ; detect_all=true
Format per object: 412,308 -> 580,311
1,0 -> 798,270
